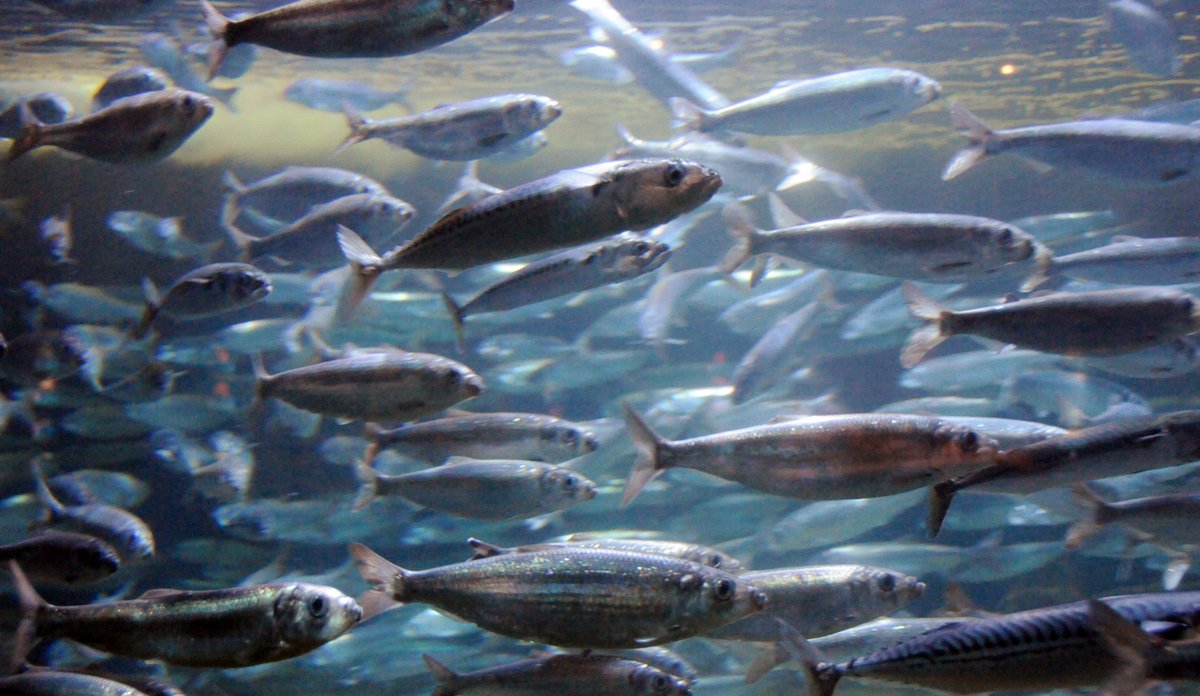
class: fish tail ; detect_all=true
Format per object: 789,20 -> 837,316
423,654 -> 462,696
927,479 -> 957,539
212,85 -> 239,112
30,456 -> 64,521
335,225 -> 385,321
620,402 -> 672,506
744,643 -> 788,684
775,619 -> 839,696
334,103 -> 370,155
352,460 -> 378,511
221,170 -> 246,195
8,561 -> 47,674
943,102 -> 993,180
466,537 -> 506,560
1019,243 -> 1057,292
200,0 -> 230,81
221,199 -> 257,262
130,277 -> 161,341
1064,483 -> 1111,549
900,282 -> 949,368
348,543 -> 407,618
719,201 -> 759,275
1087,599 -> 1152,696
440,293 -> 467,354
249,353 -> 270,409
5,104 -> 44,164
669,97 -> 706,131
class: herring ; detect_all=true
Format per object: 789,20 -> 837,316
284,77 -> 412,113
468,536 -> 743,571
365,411 -> 598,464
133,262 -> 272,340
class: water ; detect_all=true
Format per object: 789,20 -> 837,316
4,0 -> 1200,693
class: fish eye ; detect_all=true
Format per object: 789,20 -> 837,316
559,429 -> 578,445
957,430 -> 979,452
878,573 -> 896,592
561,474 -> 576,489
652,674 -> 669,690
633,241 -> 650,255
713,578 -> 735,601
309,594 -> 328,617
996,226 -> 1014,246
664,162 -> 686,187
708,554 -> 723,568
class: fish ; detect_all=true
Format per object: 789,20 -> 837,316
134,262 -> 273,340
0,329 -> 89,386
136,32 -> 239,109
901,283 -> 1200,368
899,349 -> 1063,394
621,404 -> 998,505
1105,0 -> 1179,77
19,0 -> 162,18
224,192 -> 415,265
31,457 -> 155,563
6,89 -> 213,164
222,165 -> 391,221
200,0 -> 515,78
0,670 -> 154,695
1029,235 -> 1200,288
284,77 -> 412,113
353,456 -> 597,517
468,536 -> 743,571
0,93 -> 72,139
366,411 -> 598,464
106,210 -> 219,263
91,66 -> 169,112
39,206 -> 73,264
561,45 -> 636,84
706,565 -> 924,643
0,530 -> 120,586
349,542 -> 766,648
9,560 -> 361,668
422,652 -> 693,696
722,204 -> 1049,289
337,93 -> 562,160
671,67 -> 940,136
790,591 -> 1200,696
443,234 -> 670,349
1066,483 -> 1200,552
337,158 -> 721,312
927,410 -> 1200,537
732,300 -> 822,404
252,349 -> 483,422
943,102 -> 1200,183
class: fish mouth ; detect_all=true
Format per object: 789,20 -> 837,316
342,595 -> 364,624
911,581 -> 927,598
463,375 -> 485,397
700,173 -> 724,197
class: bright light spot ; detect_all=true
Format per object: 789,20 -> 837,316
999,63 -> 1018,76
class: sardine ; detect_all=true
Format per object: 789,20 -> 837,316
468,536 -> 743,571
31,458 -> 155,563
422,652 -> 693,696
366,411 -> 598,464
134,263 -> 272,340
222,165 -> 390,221
284,77 -> 412,113
0,531 -> 119,586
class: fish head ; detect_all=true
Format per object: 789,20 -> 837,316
515,95 -> 563,129
538,422 -> 599,459
685,570 -> 766,627
935,421 -> 999,469
686,547 -> 742,572
167,90 -> 215,132
115,517 -> 157,561
629,663 -> 693,695
613,159 -> 723,230
898,69 -> 941,106
609,234 -> 672,277
369,194 -> 416,226
275,583 -> 363,649
852,565 -> 926,613
984,221 -> 1040,263
221,265 -> 273,304
541,466 -> 598,505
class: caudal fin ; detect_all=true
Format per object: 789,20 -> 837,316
5,104 -> 44,164
352,460 -> 378,511
775,619 -> 840,696
199,0 -> 231,81
222,170 -> 247,195
900,282 -> 949,368
334,104 -> 371,155
9,560 -> 47,673
221,199 -> 258,262
1087,599 -> 1152,696
348,542 -> 406,619
1064,483 -> 1111,550
719,202 -> 760,275
211,85 -> 239,112
942,102 -> 994,180
423,654 -> 463,696
620,402 -> 672,506
669,97 -> 708,131
441,293 -> 467,354
335,225 -> 386,321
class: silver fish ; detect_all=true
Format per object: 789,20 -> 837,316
422,652 -> 692,696
91,66 -> 169,112
31,458 -> 155,563
106,210 -> 219,263
284,77 -> 412,113
136,33 -> 238,109
468,536 -> 743,571
0,93 -> 72,139
222,165 -> 390,221
134,263 -> 272,339
366,411 -> 597,464
1106,0 -> 1179,77
1031,235 -> 1200,288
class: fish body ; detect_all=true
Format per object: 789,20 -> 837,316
613,126 -> 797,195
32,459 -> 155,562
223,165 -> 390,220
469,536 -> 743,571
254,350 -> 483,422
621,405 -> 997,505
201,0 -> 514,77
944,102 -> 1200,183
899,349 -> 1063,394
106,210 -> 217,262
901,283 -> 1200,367
725,211 -> 1046,286
0,93 -> 72,139
707,565 -> 924,642
1037,235 -> 1200,287
11,561 -> 361,668
671,67 -> 940,136
284,77 -> 411,112
732,300 -> 821,403
423,652 -> 692,696
0,670 -> 150,695
1106,0 -> 1179,77
799,592 -> 1200,696
338,93 -> 561,160
136,33 -> 238,109
368,412 -> 598,463
91,66 -> 169,112
135,263 -> 271,339
561,45 -> 635,84
1067,484 -> 1200,549
0,531 -> 120,585
6,89 -> 213,164
355,457 -> 597,518
350,543 -> 765,648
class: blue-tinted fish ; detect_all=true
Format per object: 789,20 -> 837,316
1105,0 -> 1179,77
0,92 -> 72,139
91,66 -> 169,112
284,77 -> 412,113
136,32 -> 238,109
134,262 -> 272,339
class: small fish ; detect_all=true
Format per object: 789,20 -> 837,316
9,560 -> 361,668
337,158 -> 721,314
561,45 -> 635,84
337,93 -> 562,161
0,670 -> 154,695
284,77 -> 412,113
223,165 -> 391,221
468,536 -> 743,571
6,89 -> 213,164
1030,235 -> 1200,288
253,349 -> 483,422
1106,0 -> 1179,77
443,234 -> 670,349
39,206 -> 73,264
0,93 -> 72,141
91,65 -> 169,112
200,0 -> 514,78
1066,483 -> 1200,551
621,404 -> 997,506
366,411 -> 598,464
943,102 -> 1200,183
106,210 -> 219,262
136,32 -> 239,109
732,300 -> 822,404
0,531 -> 120,586
349,542 -> 766,648
671,67 -> 940,136
354,456 -> 597,517
0,329 -> 89,386
422,652 -> 693,696
901,283 -> 1200,367
31,458 -> 155,563
134,262 -> 272,340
